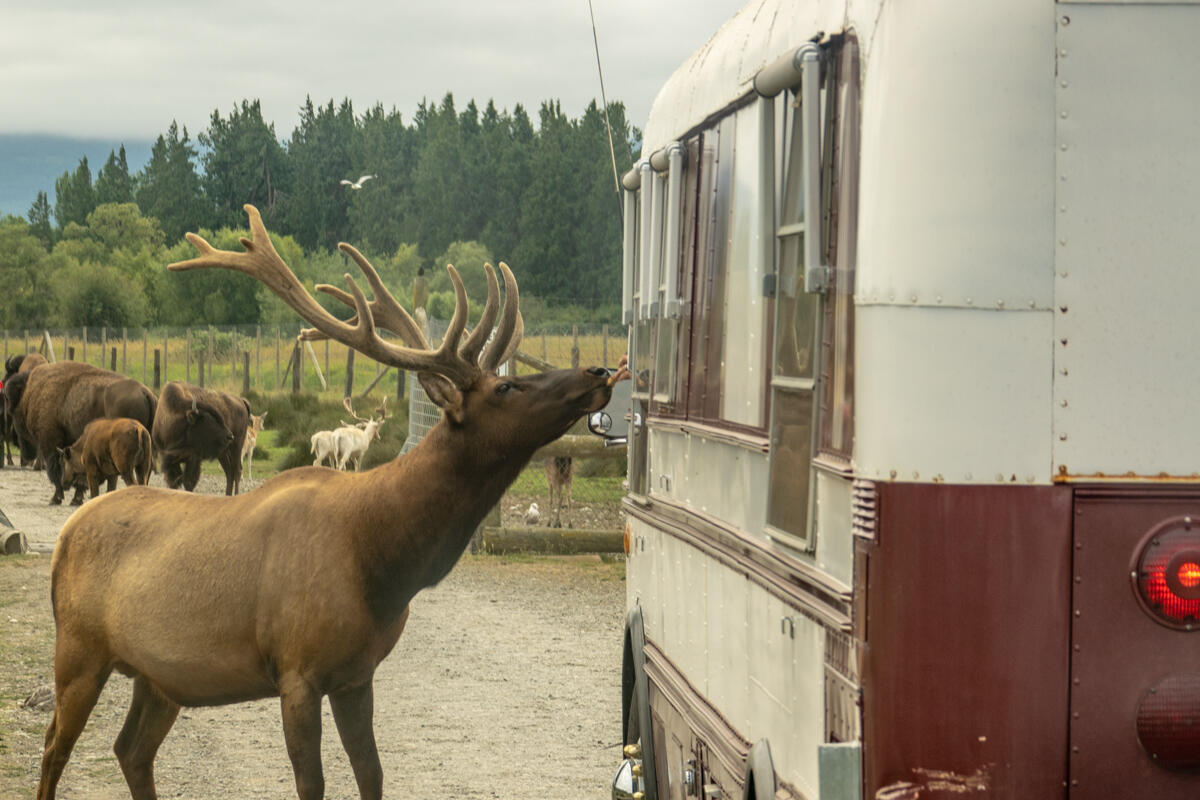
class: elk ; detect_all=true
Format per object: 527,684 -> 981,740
241,411 -> 267,479
37,205 -> 628,800
336,397 -> 387,471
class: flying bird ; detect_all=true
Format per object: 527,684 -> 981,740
340,174 -> 377,190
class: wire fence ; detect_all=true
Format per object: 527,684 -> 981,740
5,322 -> 627,533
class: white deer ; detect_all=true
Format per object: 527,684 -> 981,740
335,397 -> 387,471
241,411 -> 267,479
310,429 -> 341,468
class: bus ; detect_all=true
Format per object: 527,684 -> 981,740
600,1 -> 1200,798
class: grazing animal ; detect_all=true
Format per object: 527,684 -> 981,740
152,382 -> 247,494
8,361 -> 156,505
544,456 -> 574,528
58,417 -> 153,499
335,397 -> 386,471
3,352 -> 48,467
241,411 -> 267,480
340,173 -> 376,189
36,205 -> 625,800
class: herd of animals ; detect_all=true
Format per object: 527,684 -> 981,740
0,352 -> 278,505
12,205 -> 626,800
1,350 -> 575,524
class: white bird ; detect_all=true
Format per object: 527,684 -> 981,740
340,174 -> 377,190
524,502 -> 541,526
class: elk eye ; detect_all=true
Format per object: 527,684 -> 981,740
495,382 -> 514,396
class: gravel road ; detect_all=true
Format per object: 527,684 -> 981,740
0,466 -> 627,799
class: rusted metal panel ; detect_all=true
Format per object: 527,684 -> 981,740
863,483 -> 1072,798
1069,485 -> 1200,797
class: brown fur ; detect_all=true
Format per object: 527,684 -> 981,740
36,206 -> 624,800
152,382 -> 249,495
2,352 -> 48,466
11,362 -> 156,505
59,418 -> 153,499
38,367 -> 614,800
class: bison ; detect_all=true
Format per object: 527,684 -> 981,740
2,352 -> 48,467
10,361 -> 156,504
59,417 -> 153,499
152,381 -> 248,494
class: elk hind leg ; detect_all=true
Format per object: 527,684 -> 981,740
330,682 -> 383,800
279,675 -> 325,800
37,648 -> 111,800
114,676 -> 180,800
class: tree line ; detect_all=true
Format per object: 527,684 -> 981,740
3,94 -> 640,331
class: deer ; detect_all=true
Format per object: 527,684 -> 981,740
35,205 -> 629,800
241,411 -> 267,480
544,456 -> 574,528
336,397 -> 387,471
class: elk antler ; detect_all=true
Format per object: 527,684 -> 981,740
169,205 -> 486,389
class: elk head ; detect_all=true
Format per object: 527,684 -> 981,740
170,205 -> 620,464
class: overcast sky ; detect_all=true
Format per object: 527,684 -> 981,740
1,1 -> 744,141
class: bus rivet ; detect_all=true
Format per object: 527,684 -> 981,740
1061,15 -> 1070,25
996,299 -> 1005,308
1060,434 -> 1068,441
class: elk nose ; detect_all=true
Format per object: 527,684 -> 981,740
586,366 -> 609,377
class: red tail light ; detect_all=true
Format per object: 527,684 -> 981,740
1132,518 -> 1200,630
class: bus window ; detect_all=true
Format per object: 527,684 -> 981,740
818,39 -> 858,462
767,86 -> 820,545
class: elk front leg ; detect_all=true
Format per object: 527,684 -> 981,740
280,676 -> 325,800
330,682 -> 383,800
114,676 -> 180,800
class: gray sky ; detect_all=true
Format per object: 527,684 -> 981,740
0,1 -> 743,140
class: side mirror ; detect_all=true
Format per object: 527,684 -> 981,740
587,369 -> 631,447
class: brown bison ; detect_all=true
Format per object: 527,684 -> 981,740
10,361 -> 157,505
59,417 -> 153,499
152,381 -> 248,494
2,352 -> 48,466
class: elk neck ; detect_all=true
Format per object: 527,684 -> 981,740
351,418 -> 540,621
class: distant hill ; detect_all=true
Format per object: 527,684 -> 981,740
0,134 -> 152,219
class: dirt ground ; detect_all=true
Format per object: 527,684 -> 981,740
0,466 -> 628,799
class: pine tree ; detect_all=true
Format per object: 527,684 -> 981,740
136,122 -> 207,241
96,145 -> 135,205
200,99 -> 289,231
53,156 -> 96,230
27,191 -> 53,247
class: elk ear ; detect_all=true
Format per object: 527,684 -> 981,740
418,372 -> 465,425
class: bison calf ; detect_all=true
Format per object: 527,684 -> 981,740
59,418 -> 153,502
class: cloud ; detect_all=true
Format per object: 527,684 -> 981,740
1,0 -> 741,140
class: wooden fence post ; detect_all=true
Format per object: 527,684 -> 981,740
24,329 -> 28,356
122,327 -> 127,374
571,324 -> 580,369
198,353 -> 206,388
142,330 -> 148,383
67,346 -> 75,361
82,326 -> 87,364
292,343 -> 301,394
101,326 -> 107,368
109,347 -> 117,372
397,368 -> 406,402
243,352 -> 250,396
186,329 -> 192,384
344,347 -> 356,398
324,340 -> 330,391
275,327 -> 281,390
153,349 -> 161,390
207,328 -> 215,387
163,331 -> 168,383
602,324 -> 608,366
